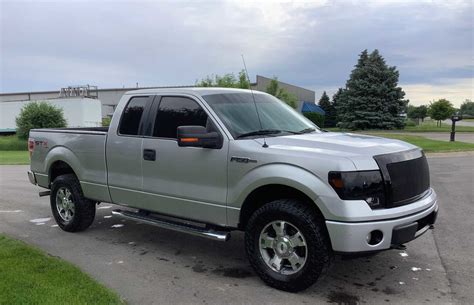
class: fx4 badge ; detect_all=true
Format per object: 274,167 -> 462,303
230,156 -> 257,164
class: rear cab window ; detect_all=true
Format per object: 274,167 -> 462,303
118,96 -> 149,136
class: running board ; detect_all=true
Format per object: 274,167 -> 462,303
111,209 -> 230,242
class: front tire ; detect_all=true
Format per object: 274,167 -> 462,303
245,199 -> 332,292
50,174 -> 96,232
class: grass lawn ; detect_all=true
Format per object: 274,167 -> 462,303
373,134 -> 474,153
0,235 -> 124,305
326,120 -> 474,133
0,135 -> 27,151
403,121 -> 474,132
0,151 -> 30,165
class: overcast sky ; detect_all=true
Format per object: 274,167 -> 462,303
1,0 -> 472,106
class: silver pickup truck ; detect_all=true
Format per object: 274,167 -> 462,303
28,87 -> 438,291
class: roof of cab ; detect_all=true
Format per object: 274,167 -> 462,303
124,87 -> 266,97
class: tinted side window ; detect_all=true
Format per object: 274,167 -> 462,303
153,97 -> 208,138
119,96 -> 148,135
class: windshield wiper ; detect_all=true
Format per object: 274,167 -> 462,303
236,129 -> 283,139
237,129 -> 304,139
298,128 -> 317,134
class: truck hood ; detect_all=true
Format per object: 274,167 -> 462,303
255,132 -> 418,169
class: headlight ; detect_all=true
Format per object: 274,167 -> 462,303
328,170 -> 385,209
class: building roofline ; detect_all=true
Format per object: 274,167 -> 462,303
0,85 -> 197,97
256,75 -> 314,94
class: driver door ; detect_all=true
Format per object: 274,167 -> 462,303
140,95 -> 229,226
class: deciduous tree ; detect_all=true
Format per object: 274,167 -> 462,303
429,99 -> 455,126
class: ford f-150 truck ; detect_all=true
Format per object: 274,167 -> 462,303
28,88 -> 438,291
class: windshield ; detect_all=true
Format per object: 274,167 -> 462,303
202,92 -> 320,139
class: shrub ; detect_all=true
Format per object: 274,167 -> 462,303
102,117 -> 112,127
15,102 -> 67,139
404,119 -> 417,127
303,112 -> 325,128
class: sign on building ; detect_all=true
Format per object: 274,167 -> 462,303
59,85 -> 98,99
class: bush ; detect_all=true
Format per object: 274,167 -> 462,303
16,102 -> 67,139
303,112 -> 325,128
102,117 -> 112,127
404,119 -> 417,127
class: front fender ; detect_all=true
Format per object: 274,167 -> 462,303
227,163 -> 336,227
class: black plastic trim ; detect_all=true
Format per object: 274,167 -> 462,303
373,149 -> 429,208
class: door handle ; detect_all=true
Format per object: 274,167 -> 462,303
143,149 -> 156,161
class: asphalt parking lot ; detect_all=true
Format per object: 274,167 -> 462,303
0,153 -> 472,305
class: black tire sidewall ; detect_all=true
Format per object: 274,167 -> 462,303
50,174 -> 95,232
245,200 -> 331,292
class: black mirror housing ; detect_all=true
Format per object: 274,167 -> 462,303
177,126 -> 223,149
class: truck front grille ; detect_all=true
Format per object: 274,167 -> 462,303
374,149 -> 430,208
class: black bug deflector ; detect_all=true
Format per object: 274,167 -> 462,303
374,149 -> 430,208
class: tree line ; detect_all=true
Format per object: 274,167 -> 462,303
195,71 -> 298,109
196,50 -> 474,130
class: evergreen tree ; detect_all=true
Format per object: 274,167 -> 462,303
318,91 -> 336,127
332,88 -> 345,125
337,49 -> 408,130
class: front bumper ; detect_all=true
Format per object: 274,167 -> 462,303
326,200 -> 438,253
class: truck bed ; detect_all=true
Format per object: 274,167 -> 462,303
29,127 -> 110,202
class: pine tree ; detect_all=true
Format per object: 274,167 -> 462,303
337,49 -> 408,130
332,88 -> 345,125
318,91 -> 336,127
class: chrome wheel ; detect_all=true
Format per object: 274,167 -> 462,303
56,187 -> 75,222
259,220 -> 308,275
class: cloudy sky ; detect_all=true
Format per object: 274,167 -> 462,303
1,0 -> 472,106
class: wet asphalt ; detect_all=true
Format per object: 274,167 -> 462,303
0,153 -> 472,305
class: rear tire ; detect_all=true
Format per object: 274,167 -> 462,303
245,199 -> 332,292
50,174 -> 96,232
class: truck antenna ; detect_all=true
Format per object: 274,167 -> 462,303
241,54 -> 268,148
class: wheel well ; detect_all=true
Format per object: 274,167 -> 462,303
238,184 -> 322,230
49,161 -> 76,185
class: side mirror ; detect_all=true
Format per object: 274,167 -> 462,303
177,126 -> 222,149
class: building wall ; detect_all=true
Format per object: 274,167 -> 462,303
0,98 -> 102,131
1,77 -> 315,117
251,75 -> 315,103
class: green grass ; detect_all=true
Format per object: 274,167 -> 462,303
0,135 -> 28,151
373,134 -> 474,153
403,121 -> 474,132
0,151 -> 30,165
326,120 -> 474,133
0,234 -> 124,305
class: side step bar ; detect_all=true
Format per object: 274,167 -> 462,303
111,209 -> 231,242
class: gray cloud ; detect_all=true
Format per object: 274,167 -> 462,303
1,0 -> 472,105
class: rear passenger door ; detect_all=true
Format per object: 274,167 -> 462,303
140,95 -> 229,226
106,95 -> 153,206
